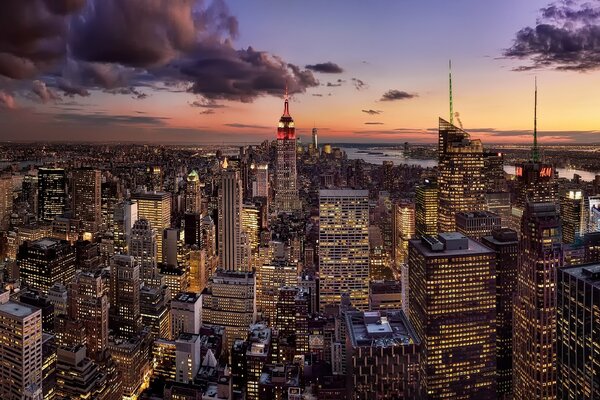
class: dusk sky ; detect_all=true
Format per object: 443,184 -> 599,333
2,0 -> 600,144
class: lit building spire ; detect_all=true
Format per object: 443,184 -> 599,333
283,83 -> 290,116
532,77 -> 540,163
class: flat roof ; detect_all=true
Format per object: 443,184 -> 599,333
410,236 -> 493,257
562,263 -> 600,288
319,189 -> 369,197
346,310 -> 419,348
0,301 -> 38,319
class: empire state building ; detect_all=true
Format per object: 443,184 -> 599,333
274,89 -> 300,212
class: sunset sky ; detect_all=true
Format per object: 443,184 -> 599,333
1,0 -> 600,144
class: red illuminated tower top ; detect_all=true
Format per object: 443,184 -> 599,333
277,86 -> 295,140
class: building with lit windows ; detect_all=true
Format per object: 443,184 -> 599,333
557,264 -> 600,400
393,201 -> 415,266
415,178 -> 438,237
319,189 -> 370,310
252,163 -> 269,199
455,210 -> 501,240
201,270 -> 256,348
345,310 -> 421,399
484,151 -> 507,192
71,168 -> 102,233
0,174 -> 13,231
38,167 -> 67,223
129,218 -> 160,287
256,255 -> 298,323
274,89 -> 300,213
242,203 -> 260,256
481,228 -> 519,399
368,225 -> 388,280
17,237 -> 76,295
245,323 -> 274,400
131,191 -> 171,263
368,280 -> 403,311
275,287 -> 309,363
109,254 -> 141,339
140,284 -> 171,340
408,233 -> 496,398
170,292 -> 201,338
561,189 -> 586,245
218,169 -> 246,271
437,119 -> 486,232
108,327 -> 153,400
185,170 -> 202,214
513,202 -> 563,400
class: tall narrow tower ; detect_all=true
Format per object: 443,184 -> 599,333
274,88 -> 299,213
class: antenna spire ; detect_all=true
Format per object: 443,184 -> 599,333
283,83 -> 290,116
532,77 -> 540,162
449,60 -> 454,125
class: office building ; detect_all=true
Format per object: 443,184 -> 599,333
393,201 -> 415,266
484,151 -> 507,192
256,256 -> 298,323
258,364 -> 301,400
345,310 -> 420,399
561,189 -> 586,244
319,190 -> 370,310
368,280 -> 403,311
131,191 -> 171,263
408,233 -> 496,398
112,199 -> 138,254
242,203 -> 260,256
185,170 -> 202,214
55,345 -> 116,399
437,119 -> 486,232
17,237 -> 76,295
109,254 -> 141,339
140,284 -> 171,341
71,168 -> 102,233
455,210 -> 501,240
38,168 -> 67,223
252,163 -> 269,199
557,264 -> 600,400
170,292 -> 202,338
0,174 -> 13,231
513,202 -> 563,400
368,226 -> 388,280
0,298 -> 43,400
415,178 -> 438,237
218,169 -> 246,271
108,328 -> 152,400
129,218 -> 160,287
274,89 -> 300,212
481,228 -> 519,398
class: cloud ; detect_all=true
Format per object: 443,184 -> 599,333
380,89 -> 417,101
326,79 -> 345,87
365,122 -> 384,125
199,109 -> 215,115
312,93 -> 323,97
505,0 -> 600,71
305,62 -> 344,73
189,98 -> 226,108
53,112 -> 170,126
0,91 -> 16,110
224,123 -> 270,129
362,109 -> 382,115
352,78 -> 366,90
32,80 -> 60,103
0,0 -> 319,103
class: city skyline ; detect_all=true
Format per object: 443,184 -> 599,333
2,0 -> 600,144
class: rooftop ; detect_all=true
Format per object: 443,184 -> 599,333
173,292 -> 201,303
563,263 -> 600,287
346,310 -> 419,348
412,233 -> 493,257
319,189 -> 369,198
0,301 -> 38,319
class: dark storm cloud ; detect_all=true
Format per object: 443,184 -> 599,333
505,0 -> 600,71
305,62 -> 344,74
380,90 -> 417,101
362,109 -> 382,115
189,98 -> 226,108
32,80 -> 60,103
54,112 -> 170,126
56,78 -> 90,97
224,123 -> 270,129
0,0 -> 319,102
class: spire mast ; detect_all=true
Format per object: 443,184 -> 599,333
449,60 -> 454,125
532,77 -> 540,162
283,83 -> 290,116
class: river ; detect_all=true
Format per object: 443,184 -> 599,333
342,147 -> 599,181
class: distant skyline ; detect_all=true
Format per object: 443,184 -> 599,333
1,0 -> 600,144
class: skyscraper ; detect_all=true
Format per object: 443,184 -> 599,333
110,254 -> 141,339
185,170 -> 202,215
319,190 -> 370,310
129,218 -> 160,287
17,237 -> 76,295
481,228 -> 519,399
131,191 -> 171,263
71,168 -> 102,233
0,174 -> 13,231
415,177 -> 438,237
0,297 -> 43,400
455,210 -> 501,240
561,189 -> 586,245
408,233 -> 496,398
38,167 -> 67,222
437,118 -> 486,232
513,202 -> 563,400
392,201 -> 415,266
274,89 -> 300,212
557,264 -> 600,400
218,169 -> 245,271
252,163 -> 269,199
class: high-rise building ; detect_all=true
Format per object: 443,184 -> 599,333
201,270 -> 256,348
275,287 -> 309,362
561,189 -> 586,244
108,327 -> 153,399
252,163 -> 269,199
368,225 -> 388,280
55,345 -> 115,399
242,203 -> 260,256
393,201 -> 415,266
557,264 -> 600,400
484,151 -> 507,192
71,168 -> 102,233
185,170 -> 202,215
17,237 -> 76,295
170,292 -> 202,338
256,254 -> 298,323
368,280 -> 403,311
274,89 -> 300,212
113,199 -> 138,254
345,310 -> 421,399
38,168 -> 67,223
481,228 -> 519,399
312,127 -> 318,149
408,233 -> 496,398
0,298 -> 43,400
415,177 -> 438,237
129,218 -> 160,287
0,174 -> 13,231
131,191 -> 171,263
455,210 -> 501,240
218,169 -> 245,271
140,284 -> 171,340
437,119 -> 486,232
319,190 -> 370,310
68,270 -> 109,362
513,202 -> 563,400
109,254 -> 141,339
